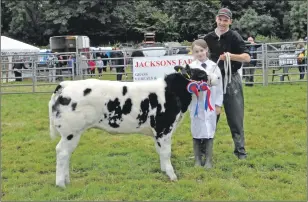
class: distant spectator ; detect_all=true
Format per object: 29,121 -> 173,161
88,60 -> 96,77
47,52 -> 58,82
243,36 -> 261,86
110,48 -> 125,81
131,50 -> 145,79
12,59 -> 27,82
297,38 -> 305,50
131,50 -> 145,57
72,55 -> 77,76
67,55 -> 74,75
96,48 -> 103,58
96,57 -> 104,78
80,54 -> 88,79
102,52 -> 109,72
297,37 -> 307,80
55,52 -> 64,81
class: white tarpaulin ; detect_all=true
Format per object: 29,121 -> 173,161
1,36 -> 40,53
1,36 -> 40,82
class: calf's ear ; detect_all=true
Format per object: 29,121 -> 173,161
174,66 -> 183,72
185,64 -> 192,76
185,64 -> 191,71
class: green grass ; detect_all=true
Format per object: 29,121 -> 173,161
1,77 -> 307,201
244,66 -> 307,85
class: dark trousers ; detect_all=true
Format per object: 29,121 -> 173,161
87,68 -> 95,77
299,66 -> 306,79
116,67 -> 124,81
98,68 -> 105,78
216,72 -> 247,158
55,64 -> 63,81
298,59 -> 307,80
73,64 -> 77,76
243,62 -> 256,86
14,71 -> 22,82
103,66 -> 107,72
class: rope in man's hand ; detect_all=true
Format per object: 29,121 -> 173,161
213,52 -> 232,94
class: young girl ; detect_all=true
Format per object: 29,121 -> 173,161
88,60 -> 96,77
189,39 -> 223,168
96,57 -> 104,78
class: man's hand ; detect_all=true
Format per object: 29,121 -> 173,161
215,105 -> 222,115
219,52 -> 227,61
219,52 -> 232,61
219,52 -> 250,63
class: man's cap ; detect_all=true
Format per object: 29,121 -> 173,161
217,8 -> 232,19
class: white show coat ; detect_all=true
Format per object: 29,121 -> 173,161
189,59 -> 223,139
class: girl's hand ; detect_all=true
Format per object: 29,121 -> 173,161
215,105 -> 222,115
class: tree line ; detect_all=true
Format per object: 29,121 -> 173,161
1,0 -> 307,46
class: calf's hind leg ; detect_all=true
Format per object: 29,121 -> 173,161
55,133 -> 82,188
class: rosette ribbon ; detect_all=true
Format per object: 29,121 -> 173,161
186,81 -> 214,117
187,81 -> 199,117
199,82 -> 214,111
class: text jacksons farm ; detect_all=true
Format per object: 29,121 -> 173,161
135,58 -> 193,68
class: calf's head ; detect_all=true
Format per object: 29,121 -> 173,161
174,64 -> 219,86
174,64 -> 208,81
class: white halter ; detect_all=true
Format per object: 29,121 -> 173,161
213,52 -> 232,94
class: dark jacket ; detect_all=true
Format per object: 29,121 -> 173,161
102,53 -> 109,66
248,43 -> 262,66
204,30 -> 250,76
110,51 -> 125,73
13,63 -> 27,70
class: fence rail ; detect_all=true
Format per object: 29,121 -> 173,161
1,41 -> 307,95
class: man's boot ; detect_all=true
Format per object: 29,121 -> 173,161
233,134 -> 247,160
192,138 -> 202,166
203,138 -> 213,169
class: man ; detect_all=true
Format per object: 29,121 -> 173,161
204,8 -> 251,159
244,36 -> 261,86
12,59 -> 27,82
102,52 -> 109,72
96,48 -> 103,59
110,47 -> 125,81
55,52 -> 64,81
47,52 -> 58,83
300,37 -> 307,79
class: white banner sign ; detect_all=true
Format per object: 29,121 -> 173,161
132,55 -> 194,82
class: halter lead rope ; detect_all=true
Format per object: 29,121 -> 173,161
214,52 -> 232,94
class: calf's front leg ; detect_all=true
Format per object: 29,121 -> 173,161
155,134 -> 177,181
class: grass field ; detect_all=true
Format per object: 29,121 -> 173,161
1,70 -> 307,201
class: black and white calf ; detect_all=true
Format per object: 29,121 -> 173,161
48,64 -> 214,188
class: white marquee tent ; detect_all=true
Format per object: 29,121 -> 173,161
1,36 -> 40,53
1,36 -> 40,82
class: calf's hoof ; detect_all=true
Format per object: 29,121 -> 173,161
56,181 -> 66,189
169,174 -> 178,182
65,177 -> 71,185
56,183 -> 66,189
